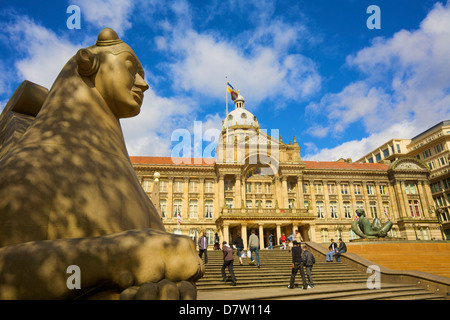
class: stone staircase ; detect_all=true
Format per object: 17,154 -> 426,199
196,248 -> 446,300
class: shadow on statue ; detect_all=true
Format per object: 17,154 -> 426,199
351,209 -> 394,240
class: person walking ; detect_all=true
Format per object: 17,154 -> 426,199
248,230 -> 260,268
335,238 -> 347,262
221,241 -> 236,286
198,231 -> 208,264
280,233 -> 287,250
268,233 -> 273,250
288,232 -> 294,252
326,239 -> 338,262
288,241 -> 307,289
302,245 -> 315,288
233,234 -> 244,265
214,232 -> 220,250
294,229 -> 302,244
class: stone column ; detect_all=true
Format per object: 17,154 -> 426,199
297,176 -> 305,209
336,180 -> 344,220
183,177 -> 189,220
276,223 -> 281,245
323,180 -> 329,219
218,174 -> 225,210
223,223 -> 230,244
198,177 -> 205,220
167,176 -> 174,219
281,176 -> 288,208
241,223 -> 248,249
235,175 -> 241,209
259,224 -> 264,249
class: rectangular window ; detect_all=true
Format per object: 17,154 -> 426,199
321,229 -> 329,243
375,153 -> 381,162
224,180 -> 234,191
189,200 -> 198,219
344,202 -> 351,219
423,149 -> 432,159
206,229 -> 215,245
369,201 -> 378,219
266,200 -> 273,208
330,201 -> 338,219
328,183 -> 336,194
354,184 -> 362,195
204,181 -> 213,193
255,182 -> 262,193
316,201 -> 324,219
383,148 -> 389,158
142,179 -> 152,192
159,180 -> 167,192
189,181 -> 198,193
173,199 -> 182,218
396,144 -> 401,153
303,183 -> 309,194
173,181 -> 183,192
288,199 -> 295,209
246,183 -> 252,193
314,183 -> 323,194
265,183 -> 271,194
405,183 -> 416,194
304,201 -> 309,209
379,184 -> 388,195
408,200 -> 421,217
366,184 -> 375,195
160,199 -> 166,218
226,198 -> 233,208
434,143 -> 444,153
246,200 -> 252,208
204,200 -> 213,219
341,184 -> 349,195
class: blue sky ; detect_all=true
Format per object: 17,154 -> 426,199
1,0 -> 449,161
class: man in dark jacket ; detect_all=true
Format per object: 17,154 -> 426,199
335,238 -> 347,262
221,241 -> 236,286
288,241 -> 307,289
302,245 -> 315,288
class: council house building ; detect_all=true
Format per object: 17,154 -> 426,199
131,93 -> 444,248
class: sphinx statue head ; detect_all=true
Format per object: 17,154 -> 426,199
75,28 -> 149,118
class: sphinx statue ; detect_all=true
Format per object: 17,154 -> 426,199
0,28 -> 204,299
350,209 -> 393,239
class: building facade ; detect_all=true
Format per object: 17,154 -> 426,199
357,121 -> 450,239
131,95 -> 444,246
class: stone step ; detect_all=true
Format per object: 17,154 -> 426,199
260,283 -> 445,300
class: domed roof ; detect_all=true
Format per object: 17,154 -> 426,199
222,93 -> 259,130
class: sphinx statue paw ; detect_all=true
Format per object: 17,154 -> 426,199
120,280 -> 196,300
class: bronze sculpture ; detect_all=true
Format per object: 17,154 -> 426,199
0,28 -> 204,299
351,209 -> 393,239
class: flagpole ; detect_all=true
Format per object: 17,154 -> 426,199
225,76 -> 228,116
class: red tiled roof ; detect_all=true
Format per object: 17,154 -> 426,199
303,161 -> 388,171
130,156 -> 388,171
130,156 -> 215,166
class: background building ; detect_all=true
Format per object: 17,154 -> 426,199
357,120 -> 450,240
131,95 -> 444,245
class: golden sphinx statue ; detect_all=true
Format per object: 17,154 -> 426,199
0,28 -> 204,300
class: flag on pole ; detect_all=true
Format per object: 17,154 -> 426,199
355,211 -> 359,221
177,208 -> 181,230
383,207 -> 390,221
227,82 -> 238,101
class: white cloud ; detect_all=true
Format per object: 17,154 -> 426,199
120,85 -> 196,157
73,0 -> 135,36
156,3 -> 322,110
303,120 -> 417,161
3,16 -> 83,90
305,1 -> 450,160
